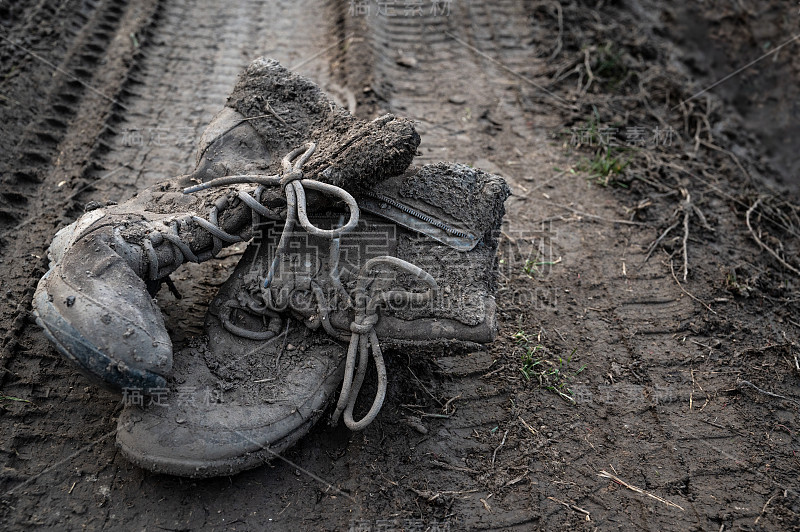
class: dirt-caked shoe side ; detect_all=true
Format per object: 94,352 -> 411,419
112,59 -> 426,477
114,58 -> 510,478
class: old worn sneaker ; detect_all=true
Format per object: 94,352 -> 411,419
112,60 -> 426,476
115,158 -> 508,478
115,244 -> 348,477
32,57 -> 419,391
229,162 -> 511,431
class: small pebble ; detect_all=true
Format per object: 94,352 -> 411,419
405,417 -> 428,435
396,56 -> 417,68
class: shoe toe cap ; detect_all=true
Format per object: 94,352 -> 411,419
33,247 -> 173,391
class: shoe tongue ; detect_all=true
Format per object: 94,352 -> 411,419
226,58 -> 419,193
363,163 -> 511,249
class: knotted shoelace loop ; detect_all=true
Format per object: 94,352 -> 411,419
330,256 -> 438,431
181,142 -> 359,337
143,198 -> 247,281
182,142 -> 360,286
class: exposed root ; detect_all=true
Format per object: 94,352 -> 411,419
491,430 -> 508,467
598,470 -> 685,511
746,198 -> 800,277
645,220 -> 679,262
738,379 -> 800,409
645,188 -> 702,282
547,496 -> 591,521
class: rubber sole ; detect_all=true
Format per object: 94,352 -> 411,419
117,408 -> 321,478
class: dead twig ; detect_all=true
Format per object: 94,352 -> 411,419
547,496 -> 591,521
408,487 -> 441,503
699,139 -> 754,188
443,394 -> 461,414
518,416 -> 538,436
738,380 -> 800,409
529,1 -> 564,60
581,48 -> 595,94
491,430 -> 508,466
543,200 -> 647,226
681,189 -> 691,281
645,187 -> 706,274
503,472 -> 529,488
754,492 -> 778,525
482,364 -> 506,378
746,198 -> 800,277
689,368 -> 710,412
520,167 -> 571,192
408,486 -> 479,501
673,166 -> 800,240
598,470 -> 684,511
669,260 -> 717,315
644,220 -> 679,263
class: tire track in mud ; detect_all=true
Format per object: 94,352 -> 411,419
0,0 -> 155,363
0,0 -> 161,387
359,1 -> 570,526
0,0 -> 146,228
361,1 -> 716,528
367,0 -> 556,163
603,257 -> 784,527
0,0 -> 164,526
0,1 -> 347,528
88,0 -> 336,199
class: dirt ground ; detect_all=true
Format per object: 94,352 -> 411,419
2,0 -> 800,530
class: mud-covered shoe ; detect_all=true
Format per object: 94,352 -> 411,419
32,57 -> 419,391
116,161 -> 507,478
112,62 -> 428,477
116,162 -> 508,477
273,162 -> 510,430
115,247 -> 347,478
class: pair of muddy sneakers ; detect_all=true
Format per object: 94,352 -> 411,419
33,58 -> 510,478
